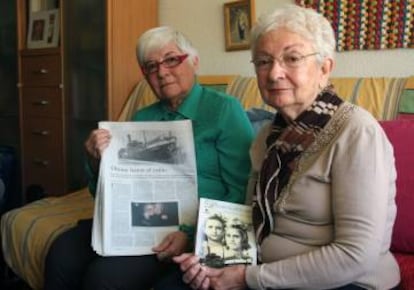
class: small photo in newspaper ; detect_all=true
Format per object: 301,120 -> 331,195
131,201 -> 179,227
195,198 -> 257,268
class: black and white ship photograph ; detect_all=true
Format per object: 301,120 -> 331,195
117,131 -> 185,164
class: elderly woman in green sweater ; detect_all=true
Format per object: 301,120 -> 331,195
43,26 -> 254,290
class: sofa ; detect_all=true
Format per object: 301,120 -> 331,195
1,75 -> 414,290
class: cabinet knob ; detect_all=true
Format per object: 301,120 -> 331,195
33,100 -> 50,106
32,130 -> 50,136
33,159 -> 49,167
36,68 -> 49,74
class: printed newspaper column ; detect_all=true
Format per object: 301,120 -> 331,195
92,120 -> 198,256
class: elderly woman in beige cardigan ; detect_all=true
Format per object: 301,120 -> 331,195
174,5 -> 400,290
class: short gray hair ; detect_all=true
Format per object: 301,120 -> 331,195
250,5 -> 336,62
136,26 -> 199,66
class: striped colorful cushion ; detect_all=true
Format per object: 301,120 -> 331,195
117,79 -> 157,122
227,76 -> 410,121
1,188 -> 93,290
330,77 -> 407,120
226,76 -> 275,112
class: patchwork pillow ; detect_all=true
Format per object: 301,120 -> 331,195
379,120 -> 414,253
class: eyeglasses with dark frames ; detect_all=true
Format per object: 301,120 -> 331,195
141,54 -> 189,75
251,52 -> 319,71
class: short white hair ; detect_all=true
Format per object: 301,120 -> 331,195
250,5 -> 336,63
136,26 -> 199,66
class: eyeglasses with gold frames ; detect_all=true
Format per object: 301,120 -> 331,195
251,52 -> 319,71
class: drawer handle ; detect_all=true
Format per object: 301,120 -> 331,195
35,68 -> 49,74
32,130 -> 50,136
33,159 -> 49,167
33,100 -> 49,106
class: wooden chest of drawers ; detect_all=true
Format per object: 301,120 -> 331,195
19,49 -> 66,197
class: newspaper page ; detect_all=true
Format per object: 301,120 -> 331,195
92,120 -> 199,256
195,198 -> 257,268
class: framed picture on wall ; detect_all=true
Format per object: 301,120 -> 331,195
223,0 -> 255,51
29,0 -> 60,11
27,9 -> 60,49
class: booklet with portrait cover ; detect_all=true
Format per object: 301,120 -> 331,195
91,120 -> 199,256
194,198 -> 257,268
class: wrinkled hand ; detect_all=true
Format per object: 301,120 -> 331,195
85,128 -> 111,159
84,129 -> 111,172
174,254 -> 247,290
206,265 -> 247,290
153,231 -> 188,260
173,253 -> 210,289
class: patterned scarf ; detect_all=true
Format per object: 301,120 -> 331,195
252,85 -> 343,245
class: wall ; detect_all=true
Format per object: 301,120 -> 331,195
159,0 -> 414,78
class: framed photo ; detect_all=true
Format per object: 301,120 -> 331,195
223,0 -> 255,51
29,0 -> 59,12
29,0 -> 45,12
27,9 -> 60,49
